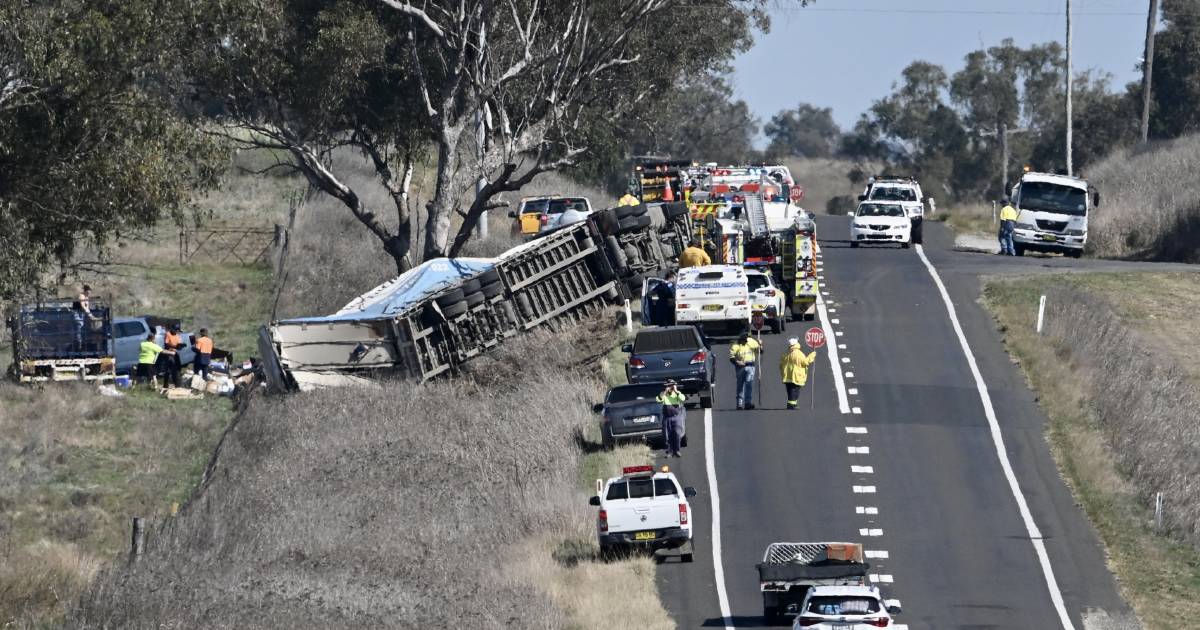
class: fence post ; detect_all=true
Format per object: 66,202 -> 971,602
1154,492 -> 1164,532
1036,295 -> 1046,334
992,200 -> 998,225
129,517 -> 145,563
623,299 -> 633,334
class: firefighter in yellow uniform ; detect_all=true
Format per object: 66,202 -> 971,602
679,240 -> 711,268
729,333 -> 762,410
780,338 -> 817,410
618,190 -> 640,206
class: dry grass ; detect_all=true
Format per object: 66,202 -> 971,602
1086,133 -> 1200,261
0,383 -> 235,628
783,157 -> 882,215
69,317 -> 672,629
932,202 -> 997,238
984,273 -> 1200,630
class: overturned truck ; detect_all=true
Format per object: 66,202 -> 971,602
258,203 -> 691,392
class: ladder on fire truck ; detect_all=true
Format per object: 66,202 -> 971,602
742,194 -> 769,237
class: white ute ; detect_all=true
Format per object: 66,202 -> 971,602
675,265 -> 751,335
859,175 -> 930,244
590,465 -> 697,562
849,201 -> 911,248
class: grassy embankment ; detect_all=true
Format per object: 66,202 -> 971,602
0,153 -> 288,627
984,272 -> 1200,630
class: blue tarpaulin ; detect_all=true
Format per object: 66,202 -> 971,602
281,258 -> 495,324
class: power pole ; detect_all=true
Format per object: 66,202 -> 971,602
1065,0 -> 1073,176
1141,0 -> 1159,143
1001,122 -> 1010,193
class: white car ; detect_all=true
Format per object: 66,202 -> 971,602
590,465 -> 697,561
850,202 -> 911,248
675,265 -> 751,335
859,175 -> 929,243
793,585 -> 902,628
745,268 -> 786,334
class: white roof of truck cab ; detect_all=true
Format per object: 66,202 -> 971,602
1021,171 -> 1088,189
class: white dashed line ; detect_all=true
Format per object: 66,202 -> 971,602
845,371 -> 854,378
831,318 -> 840,324
851,465 -> 874,474
838,343 -> 847,349
859,528 -> 884,537
847,446 -> 870,454
702,408 -> 734,630
865,550 -> 889,559
851,406 -> 862,414
841,357 -> 851,363
869,574 -> 894,583
916,244 -> 1076,630
848,387 -> 858,395
852,485 -> 877,493
845,427 -> 867,434
855,506 -> 879,515
835,331 -> 844,336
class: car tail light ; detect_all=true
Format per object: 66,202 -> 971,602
598,509 -> 608,533
797,617 -> 824,627
732,194 -> 744,202
540,214 -> 549,224
629,357 -> 646,369
733,299 -> 747,306
689,351 -> 706,365
864,617 -> 890,627
678,503 -> 688,525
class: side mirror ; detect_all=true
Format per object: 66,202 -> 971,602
684,486 -> 698,498
588,496 -> 601,506
857,194 -> 866,201
507,210 -> 518,218
884,599 -> 902,615
621,343 -> 633,353
592,402 -> 605,413
847,211 -> 856,217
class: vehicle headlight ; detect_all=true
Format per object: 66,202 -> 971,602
1066,228 -> 1084,236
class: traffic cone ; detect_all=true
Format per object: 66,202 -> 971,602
662,181 -> 675,202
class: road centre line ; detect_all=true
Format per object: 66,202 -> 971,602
851,465 -> 874,474
859,528 -> 884,537
848,387 -> 858,395
845,426 -> 867,434
703,407 -> 734,630
855,506 -> 879,514
870,574 -> 894,583
815,294 -> 850,413
914,244 -> 1076,630
848,446 -> 870,454
845,371 -> 854,378
853,485 -> 877,493
865,549 -> 889,558
851,407 -> 862,414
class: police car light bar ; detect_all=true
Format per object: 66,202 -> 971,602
622,465 -> 655,475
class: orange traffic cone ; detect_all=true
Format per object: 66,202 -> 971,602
662,181 -> 675,202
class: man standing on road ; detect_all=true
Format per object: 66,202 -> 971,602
780,338 -> 817,410
657,380 -> 687,458
998,197 -> 1019,255
679,239 -> 711,268
730,332 -> 762,410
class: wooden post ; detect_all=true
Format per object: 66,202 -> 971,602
129,517 -> 145,562
1140,0 -> 1159,143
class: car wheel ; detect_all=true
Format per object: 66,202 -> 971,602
911,219 -> 924,244
763,607 -> 781,624
1068,249 -> 1083,259
681,553 -> 694,563
770,317 -> 782,334
1014,245 -> 1026,257
602,429 -> 615,450
850,241 -> 859,248
902,241 -> 910,249
700,387 -> 714,409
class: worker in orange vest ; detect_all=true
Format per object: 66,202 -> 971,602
194,328 -> 214,381
162,324 -> 184,387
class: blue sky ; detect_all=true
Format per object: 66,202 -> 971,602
731,0 -> 1153,137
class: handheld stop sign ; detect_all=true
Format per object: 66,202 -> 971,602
805,327 -> 826,349
751,312 -> 765,332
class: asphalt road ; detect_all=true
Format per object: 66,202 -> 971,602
655,217 -> 1146,629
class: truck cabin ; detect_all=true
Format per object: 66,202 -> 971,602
1015,179 -> 1094,216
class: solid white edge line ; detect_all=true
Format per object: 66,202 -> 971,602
704,407 -> 735,630
815,293 -> 851,413
914,244 -> 1076,630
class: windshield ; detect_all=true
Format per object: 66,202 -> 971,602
520,199 -> 548,214
857,203 -> 904,217
547,198 -> 588,214
747,274 -> 771,292
607,384 -> 665,404
1018,181 -> 1088,216
869,186 -> 917,202
633,328 -> 699,353
806,596 -> 881,616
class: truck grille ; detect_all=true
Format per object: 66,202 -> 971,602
869,224 -> 890,231
1036,219 -> 1068,232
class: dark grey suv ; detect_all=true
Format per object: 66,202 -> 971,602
623,325 -> 715,408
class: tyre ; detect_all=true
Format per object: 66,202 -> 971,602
663,201 -> 690,219
1014,244 -> 1026,257
763,607 -> 781,625
618,204 -> 648,218
770,317 -> 782,334
700,387 -> 713,409
516,293 -> 535,319
602,427 -> 615,450
1067,249 -> 1083,259
681,552 -> 694,563
850,241 -> 859,248
599,543 -> 614,558
441,299 -> 469,319
624,272 -> 645,293
902,241 -> 910,249
481,280 -> 505,299
778,314 -> 786,332
617,215 -> 651,233
465,290 -> 486,308
477,268 -> 501,285
461,278 -> 482,295
911,218 -> 924,244
435,288 -> 465,308
606,236 -> 629,271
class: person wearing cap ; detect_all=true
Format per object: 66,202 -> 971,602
657,380 -> 687,457
618,189 -> 640,207
780,338 -> 818,410
729,332 -> 762,410
998,196 -> 1019,255
194,328 -> 214,381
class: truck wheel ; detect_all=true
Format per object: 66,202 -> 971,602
664,202 -> 690,219
606,236 -> 629,271
465,290 -> 486,308
616,204 -> 647,219
850,241 -> 859,248
681,552 -> 694,563
477,268 -> 501,285
441,300 -> 469,319
1014,245 -> 1026,257
436,288 -> 466,308
481,280 -> 505,300
461,278 -> 482,295
617,215 -> 651,234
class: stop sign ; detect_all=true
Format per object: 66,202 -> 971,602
805,327 -> 826,349
751,312 -> 765,331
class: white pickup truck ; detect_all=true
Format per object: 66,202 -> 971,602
674,265 -> 751,336
590,465 -> 697,562
859,175 -> 930,244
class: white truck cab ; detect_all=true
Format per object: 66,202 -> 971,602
590,465 -> 697,561
675,265 -> 751,335
859,176 -> 930,244
1010,171 -> 1098,258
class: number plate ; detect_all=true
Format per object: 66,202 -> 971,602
634,531 -> 657,540
1040,234 -> 1058,241
703,304 -> 724,312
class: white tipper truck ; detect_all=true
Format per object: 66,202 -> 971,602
1010,171 -> 1099,258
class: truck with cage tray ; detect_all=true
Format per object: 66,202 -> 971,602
7,298 -> 115,384
757,541 -> 871,624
